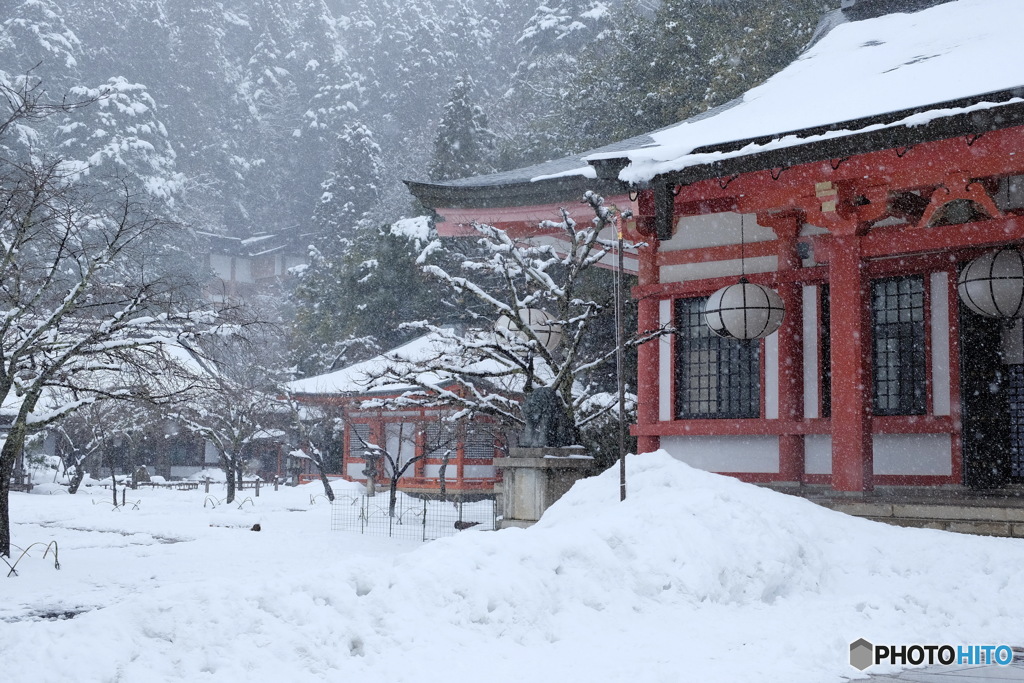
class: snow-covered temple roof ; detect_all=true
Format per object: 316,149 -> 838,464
408,0 -> 1024,208
286,330 -> 514,397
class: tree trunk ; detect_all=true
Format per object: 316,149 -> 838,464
438,451 -> 449,501
68,465 -> 86,494
0,470 -> 11,558
389,478 -> 399,518
364,455 -> 378,497
0,422 -> 29,557
223,455 -> 236,504
317,467 -> 335,502
110,458 -> 118,507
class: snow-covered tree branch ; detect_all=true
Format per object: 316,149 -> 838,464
359,193 -> 639,463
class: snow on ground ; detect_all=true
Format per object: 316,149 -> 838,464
4,452 -> 1024,682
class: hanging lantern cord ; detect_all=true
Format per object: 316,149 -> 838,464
740,213 -> 746,277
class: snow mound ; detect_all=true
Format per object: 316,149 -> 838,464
28,483 -> 68,496
339,452 -> 1024,680
7,452 -> 1024,683
185,468 -> 226,482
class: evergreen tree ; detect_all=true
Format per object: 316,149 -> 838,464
490,0 -> 618,167
0,0 -> 81,81
0,0 -> 82,158
312,122 -> 383,238
564,0 -> 829,150
160,4 -> 252,235
56,77 -> 182,202
290,219 -> 449,375
428,74 -> 496,182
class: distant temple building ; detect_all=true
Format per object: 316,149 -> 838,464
286,333 -> 504,498
199,231 -> 308,305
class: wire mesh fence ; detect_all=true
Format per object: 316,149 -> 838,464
331,492 -> 497,541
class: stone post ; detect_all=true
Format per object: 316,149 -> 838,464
493,446 -> 594,529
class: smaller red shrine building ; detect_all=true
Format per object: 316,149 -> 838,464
286,333 -> 505,497
407,0 -> 1024,493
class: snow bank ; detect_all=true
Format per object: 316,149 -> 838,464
4,453 -> 1024,682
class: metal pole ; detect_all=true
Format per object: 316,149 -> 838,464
615,229 -> 627,501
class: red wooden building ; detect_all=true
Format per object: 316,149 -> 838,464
407,0 -> 1024,493
286,333 -> 505,497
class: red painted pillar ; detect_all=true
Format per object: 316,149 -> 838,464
829,234 -> 873,492
768,213 -> 805,482
634,224 -> 661,455
456,437 -> 466,486
636,295 -> 661,454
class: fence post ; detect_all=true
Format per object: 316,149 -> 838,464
204,478 -> 210,494
422,499 -> 428,542
255,481 -> 260,497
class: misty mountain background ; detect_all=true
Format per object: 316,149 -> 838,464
1,0 -> 829,241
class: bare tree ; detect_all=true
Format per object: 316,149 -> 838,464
346,420 -> 426,518
51,394 -> 149,495
173,330 -> 287,504
282,394 -> 343,502
0,77 -> 218,556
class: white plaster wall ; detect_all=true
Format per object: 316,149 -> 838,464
663,212 -> 776,250
765,332 -> 779,419
873,434 -> 952,476
660,435 -> 780,473
930,272 -> 951,416
209,254 -> 232,280
805,434 -> 832,474
346,463 -> 367,480
234,257 -> 255,284
803,285 -> 820,419
463,465 -> 496,478
385,423 -> 417,476
170,466 -> 202,479
660,299 -> 673,421
660,255 -> 778,283
204,441 -> 219,465
802,434 -> 952,476
423,464 -> 495,479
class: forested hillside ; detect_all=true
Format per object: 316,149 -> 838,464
2,0 -> 830,242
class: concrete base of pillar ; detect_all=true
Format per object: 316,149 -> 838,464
494,447 -> 595,529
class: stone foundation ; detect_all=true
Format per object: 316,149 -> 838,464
494,447 -> 594,529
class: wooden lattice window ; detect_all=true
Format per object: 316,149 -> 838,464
425,421 -> 457,459
871,276 -> 926,415
464,425 -> 495,459
675,297 -> 760,419
347,423 -> 371,458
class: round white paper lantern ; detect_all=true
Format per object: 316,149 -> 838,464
703,279 -> 785,340
957,248 -> 1024,318
496,308 -> 563,351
